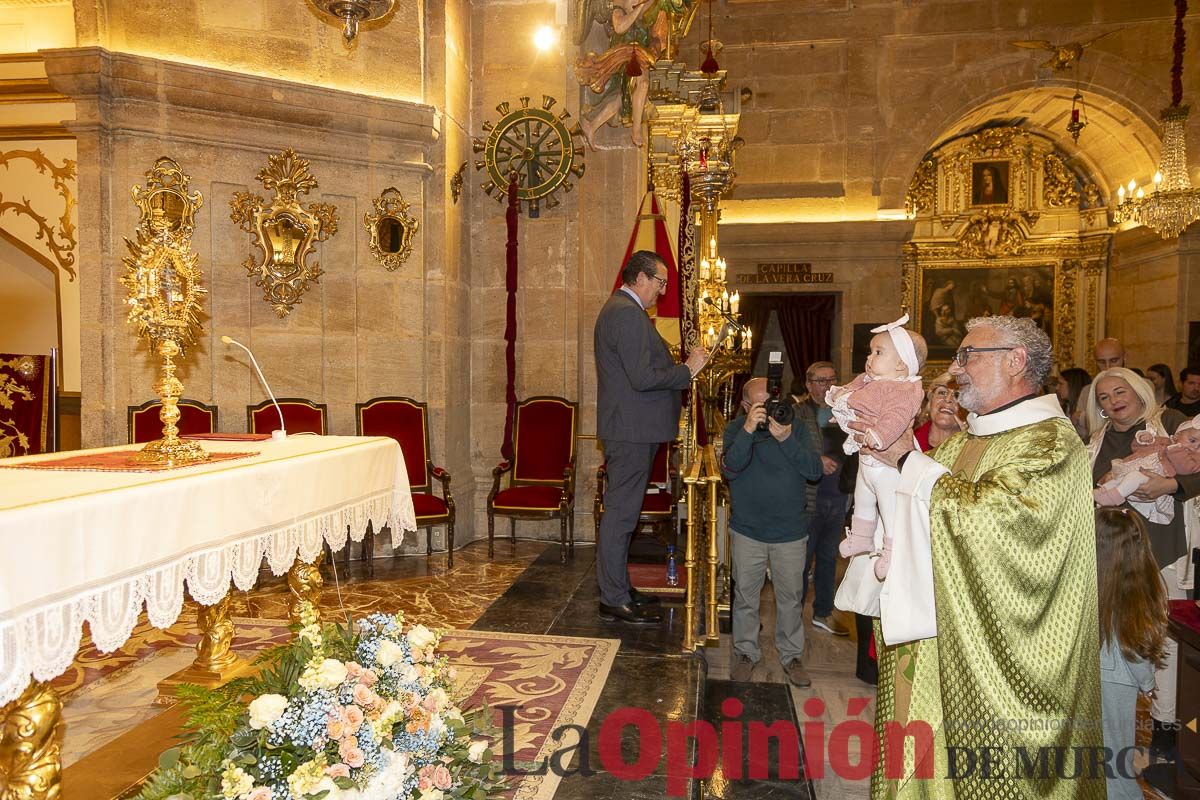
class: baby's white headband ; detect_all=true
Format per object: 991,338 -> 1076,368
870,314 -> 920,376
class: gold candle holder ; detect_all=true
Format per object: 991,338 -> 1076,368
120,158 -> 209,467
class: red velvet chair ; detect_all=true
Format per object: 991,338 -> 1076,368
487,396 -> 578,562
0,352 -> 56,457
357,397 -> 455,565
247,398 -> 327,436
128,398 -> 218,444
594,441 -> 679,549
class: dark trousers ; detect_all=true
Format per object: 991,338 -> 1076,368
597,439 -> 659,607
801,493 -> 848,618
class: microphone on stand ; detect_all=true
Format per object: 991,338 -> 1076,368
703,295 -> 747,333
221,335 -> 287,441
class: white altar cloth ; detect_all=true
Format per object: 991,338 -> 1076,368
0,435 -> 416,705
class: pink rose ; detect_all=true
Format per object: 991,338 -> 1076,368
352,684 -> 375,708
343,747 -> 365,769
432,765 -> 452,790
325,763 -> 351,779
338,736 -> 359,762
418,765 -> 437,790
345,705 -> 364,729
247,788 -> 273,800
345,661 -> 363,679
327,717 -> 345,740
360,669 -> 378,687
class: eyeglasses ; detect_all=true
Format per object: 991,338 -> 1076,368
651,275 -> 668,290
807,377 -> 836,385
951,346 -> 1016,367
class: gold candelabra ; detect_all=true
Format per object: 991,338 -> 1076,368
120,157 -> 209,467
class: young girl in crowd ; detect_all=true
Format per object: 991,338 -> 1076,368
828,314 -> 927,580
1093,418 -> 1200,522
1095,507 -> 1168,800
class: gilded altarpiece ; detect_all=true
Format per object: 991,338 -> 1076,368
902,127 -> 1112,374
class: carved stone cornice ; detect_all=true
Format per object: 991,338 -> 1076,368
41,48 -> 438,170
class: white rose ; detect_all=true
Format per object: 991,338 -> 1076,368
247,694 -> 289,730
424,688 -> 449,713
396,661 -> 419,683
375,640 -> 405,668
316,658 -> 349,689
468,740 -> 489,763
427,713 -> 446,739
406,624 -> 437,652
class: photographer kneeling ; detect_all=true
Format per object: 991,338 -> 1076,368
722,371 -> 823,686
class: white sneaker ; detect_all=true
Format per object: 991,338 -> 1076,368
812,615 -> 850,636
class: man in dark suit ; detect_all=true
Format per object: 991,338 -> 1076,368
594,250 -> 707,624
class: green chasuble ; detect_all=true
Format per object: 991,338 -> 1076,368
872,406 -> 1104,800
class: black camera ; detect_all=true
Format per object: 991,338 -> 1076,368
758,351 -> 795,431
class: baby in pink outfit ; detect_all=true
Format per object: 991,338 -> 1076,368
827,315 -> 928,580
1093,419 -> 1200,523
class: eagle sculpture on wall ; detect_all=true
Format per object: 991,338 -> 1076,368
1009,30 -> 1119,71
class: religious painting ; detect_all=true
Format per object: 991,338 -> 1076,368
971,161 -> 1009,205
917,265 -> 1055,361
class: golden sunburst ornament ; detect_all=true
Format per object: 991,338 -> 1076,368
473,95 -> 586,217
120,157 -> 209,466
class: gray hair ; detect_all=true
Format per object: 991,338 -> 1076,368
965,315 -> 1053,387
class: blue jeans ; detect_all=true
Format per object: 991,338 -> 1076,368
802,494 -> 847,618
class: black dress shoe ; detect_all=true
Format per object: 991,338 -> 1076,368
629,587 -> 661,607
599,601 -> 662,625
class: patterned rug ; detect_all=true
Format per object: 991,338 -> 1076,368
60,617 -> 617,800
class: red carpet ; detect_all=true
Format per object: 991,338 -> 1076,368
629,561 -> 687,597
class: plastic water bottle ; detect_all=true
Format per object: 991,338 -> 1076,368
666,545 -> 678,586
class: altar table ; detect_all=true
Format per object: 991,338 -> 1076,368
0,435 -> 416,707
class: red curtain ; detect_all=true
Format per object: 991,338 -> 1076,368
777,295 -> 837,380
737,294 -> 836,383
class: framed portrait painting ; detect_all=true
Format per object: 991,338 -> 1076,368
917,265 -> 1055,364
971,161 -> 1010,205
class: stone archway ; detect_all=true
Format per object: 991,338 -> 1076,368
879,54 -> 1170,209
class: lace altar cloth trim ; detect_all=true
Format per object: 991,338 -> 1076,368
0,490 -> 402,706
0,449 -> 256,472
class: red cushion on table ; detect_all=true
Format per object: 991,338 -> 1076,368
412,492 -> 449,519
493,485 -> 565,511
640,492 -> 673,514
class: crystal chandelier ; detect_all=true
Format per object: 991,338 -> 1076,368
1114,1 -> 1200,238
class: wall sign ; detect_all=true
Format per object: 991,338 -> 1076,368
738,262 -> 834,285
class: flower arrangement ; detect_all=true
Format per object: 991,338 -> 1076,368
137,604 -> 507,800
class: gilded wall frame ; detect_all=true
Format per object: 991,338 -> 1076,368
901,126 -> 1111,374
363,187 -> 418,271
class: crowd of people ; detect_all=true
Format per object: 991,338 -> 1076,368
721,327 -> 1191,797
594,257 -> 1186,796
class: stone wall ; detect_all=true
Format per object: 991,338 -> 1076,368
1107,227 -> 1200,375
72,0 -> 425,103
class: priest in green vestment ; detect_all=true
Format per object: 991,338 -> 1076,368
852,315 -> 1104,800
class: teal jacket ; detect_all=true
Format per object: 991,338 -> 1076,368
721,416 -> 822,543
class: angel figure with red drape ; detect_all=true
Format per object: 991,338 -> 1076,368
574,0 -> 693,148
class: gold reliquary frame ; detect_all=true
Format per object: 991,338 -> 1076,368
120,157 -> 209,465
364,187 -> 418,271
229,148 -> 339,317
